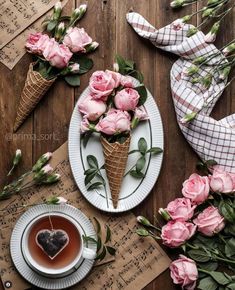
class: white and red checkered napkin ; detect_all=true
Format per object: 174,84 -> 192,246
127,12 -> 235,173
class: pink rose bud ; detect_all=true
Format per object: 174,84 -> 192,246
43,39 -> 72,68
41,164 -> 53,174
158,208 -> 171,221
210,166 -> 235,193
182,173 -> 210,204
54,1 -> 62,11
120,76 -> 134,88
25,33 -> 50,54
69,63 -> 80,73
80,118 -> 95,133
63,27 -> 92,53
170,255 -> 198,290
172,19 -> 184,31
113,62 -> 119,72
193,206 -> 225,236
161,220 -> 196,248
85,41 -> 99,53
96,109 -> 131,135
166,198 -> 196,221
89,70 -> 117,101
114,88 -> 140,111
134,106 -> 149,120
78,95 -> 107,121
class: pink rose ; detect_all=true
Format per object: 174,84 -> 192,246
78,95 -> 106,121
106,70 -> 121,88
25,33 -> 50,54
170,255 -> 198,290
63,27 -> 92,53
120,75 -> 134,87
166,198 -> 196,221
182,173 -> 210,204
134,106 -> 149,120
89,70 -> 116,101
114,88 -> 140,111
96,109 -> 130,135
193,206 -> 225,236
172,19 -> 185,31
80,118 -> 90,133
161,220 -> 196,247
210,166 -> 235,193
43,38 -> 72,68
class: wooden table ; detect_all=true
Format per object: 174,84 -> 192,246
0,0 -> 234,289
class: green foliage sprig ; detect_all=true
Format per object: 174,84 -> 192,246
125,137 -> 163,178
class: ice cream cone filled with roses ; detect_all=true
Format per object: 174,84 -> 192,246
78,56 -> 149,208
14,2 -> 99,131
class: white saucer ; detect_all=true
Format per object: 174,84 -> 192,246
10,204 -> 97,289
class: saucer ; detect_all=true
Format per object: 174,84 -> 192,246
10,204 -> 97,289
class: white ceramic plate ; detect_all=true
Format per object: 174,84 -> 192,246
68,78 -> 164,213
10,204 -> 96,290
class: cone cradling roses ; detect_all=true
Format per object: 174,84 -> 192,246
78,56 -> 148,208
136,161 -> 235,290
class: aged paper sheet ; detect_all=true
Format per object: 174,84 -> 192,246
0,142 -> 170,290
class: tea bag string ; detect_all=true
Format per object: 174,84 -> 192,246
48,208 -> 54,231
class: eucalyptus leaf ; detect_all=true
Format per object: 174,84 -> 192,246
65,75 -> 80,87
87,182 -> 103,191
85,171 -> 97,185
93,217 -> 101,234
47,20 -> 57,32
198,277 -> 218,290
84,168 -> 97,176
227,283 -> 235,290
82,131 -> 92,148
130,170 -> 144,179
188,249 -> 211,262
135,86 -> 147,105
77,56 -> 93,74
147,147 -> 163,154
138,138 -> 147,154
106,246 -> 116,256
128,149 -> 140,155
105,225 -> 111,243
87,155 -> 99,169
136,156 -> 146,173
95,246 -> 106,261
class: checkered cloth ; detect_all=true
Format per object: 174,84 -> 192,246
127,12 -> 235,173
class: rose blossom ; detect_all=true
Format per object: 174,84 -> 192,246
114,88 -> 140,111
43,38 -> 72,68
170,255 -> 198,290
210,166 -> 235,193
134,106 -> 149,120
193,206 -> 225,236
182,173 -> 210,204
166,198 -> 196,221
96,109 -> 130,135
120,75 -> 134,87
89,70 -> 117,101
80,118 -> 90,133
78,95 -> 106,121
106,70 -> 121,88
63,27 -> 92,53
161,220 -> 196,247
25,33 -> 50,54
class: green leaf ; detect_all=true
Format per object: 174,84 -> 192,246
76,56 -> 93,74
95,246 -> 106,261
135,86 -> 147,105
82,235 -> 97,244
125,59 -> 135,69
87,155 -> 99,169
129,70 -> 144,83
206,159 -> 218,167
87,182 -> 103,191
106,246 -> 116,256
227,283 -> 235,290
198,277 -> 218,290
224,224 -> 235,236
136,228 -> 149,237
147,147 -> 163,154
188,249 -> 211,262
93,217 -> 101,234
116,55 -> 126,74
138,137 -> 147,154
209,272 -> 231,285
220,202 -> 235,223
136,156 -> 146,173
85,171 -> 97,185
84,168 -> 97,175
225,238 -> 235,258
198,262 -> 218,271
65,75 -> 80,87
97,236 -> 102,252
128,149 -> 140,155
82,131 -> 92,148
130,170 -> 144,179
47,20 -> 57,32
105,225 -> 111,243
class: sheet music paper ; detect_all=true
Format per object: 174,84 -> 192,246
0,0 -> 60,50
0,142 -> 170,290
0,0 -> 69,70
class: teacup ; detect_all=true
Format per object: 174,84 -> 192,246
21,212 -> 96,277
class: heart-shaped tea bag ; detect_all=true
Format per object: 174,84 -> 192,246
36,229 -> 69,259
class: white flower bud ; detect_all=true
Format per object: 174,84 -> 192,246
69,63 -> 80,73
57,196 -> 67,204
170,0 -> 185,8
113,62 -> 119,72
158,208 -> 171,221
137,215 -> 151,226
180,112 -> 197,124
41,164 -> 53,174
54,1 -> 62,11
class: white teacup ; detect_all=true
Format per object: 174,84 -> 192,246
21,212 -> 96,278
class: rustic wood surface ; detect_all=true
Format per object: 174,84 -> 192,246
0,0 -> 234,289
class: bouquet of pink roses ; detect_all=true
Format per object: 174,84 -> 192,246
14,2 -> 98,132
78,55 -> 148,208
136,160 -> 235,290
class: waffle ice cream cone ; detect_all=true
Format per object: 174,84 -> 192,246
101,135 -> 131,208
13,63 -> 56,132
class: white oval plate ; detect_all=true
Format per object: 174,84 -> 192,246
68,78 -> 164,213
10,204 -> 96,290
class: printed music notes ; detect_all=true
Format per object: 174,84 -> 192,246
0,142 -> 170,290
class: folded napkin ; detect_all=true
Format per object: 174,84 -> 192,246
127,12 -> 235,173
